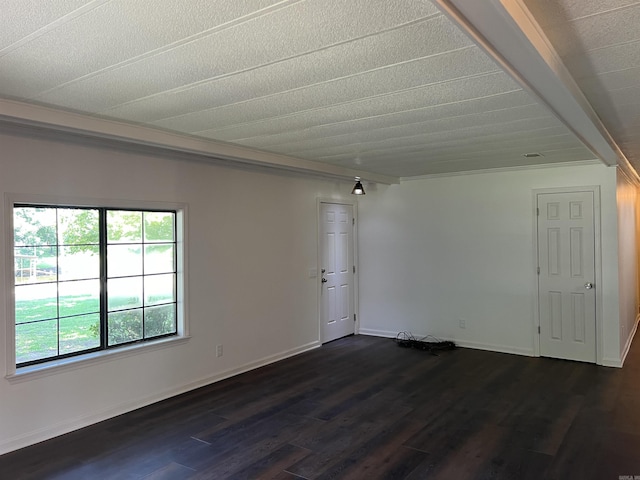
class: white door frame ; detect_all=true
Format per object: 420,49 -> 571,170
532,186 -> 603,364
317,197 -> 359,342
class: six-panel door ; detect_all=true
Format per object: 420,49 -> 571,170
320,203 -> 355,343
537,191 -> 596,363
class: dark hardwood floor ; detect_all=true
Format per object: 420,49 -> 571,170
2,333 -> 640,479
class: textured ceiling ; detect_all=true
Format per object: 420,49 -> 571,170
0,0 -> 629,179
523,0 -> 640,169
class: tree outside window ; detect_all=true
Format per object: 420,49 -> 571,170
13,206 -> 177,366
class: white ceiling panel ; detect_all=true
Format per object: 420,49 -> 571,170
343,147 -> 597,177
99,14 -> 471,123
587,85 -> 640,113
33,0 -> 441,111
574,80 -> 640,130
359,146 -> 593,170
0,0 -> 99,50
318,138 -> 586,172
536,4 -> 640,58
317,129 -> 581,164
322,128 -> 577,154
3,0 -> 635,179
277,116 -> 565,158
178,47 -> 500,139
0,0 -> 293,98
578,67 -> 640,93
293,133 -> 584,166
187,72 -> 522,137
522,0 -> 640,174
206,90 -> 534,142
524,0 -> 639,25
564,41 -> 640,80
231,104 -> 553,151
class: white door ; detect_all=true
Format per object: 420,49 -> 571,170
320,202 -> 355,343
537,191 -> 596,363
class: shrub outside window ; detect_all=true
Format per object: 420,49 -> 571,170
13,205 -> 178,367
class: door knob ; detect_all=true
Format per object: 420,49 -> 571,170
321,278 -> 328,283
585,282 -> 593,290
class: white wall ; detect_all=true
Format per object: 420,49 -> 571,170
616,167 -> 640,361
0,129 -> 633,455
0,131 -> 353,454
358,164 -> 621,363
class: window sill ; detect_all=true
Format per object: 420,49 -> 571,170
5,335 -> 191,384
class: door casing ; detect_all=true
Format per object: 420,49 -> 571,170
317,198 -> 359,343
532,186 -> 603,364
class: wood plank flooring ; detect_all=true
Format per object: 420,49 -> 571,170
2,333 -> 640,479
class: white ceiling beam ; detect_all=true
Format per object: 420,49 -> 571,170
0,99 -> 398,185
434,0 -> 627,167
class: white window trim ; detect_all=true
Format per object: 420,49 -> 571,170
4,193 -> 190,380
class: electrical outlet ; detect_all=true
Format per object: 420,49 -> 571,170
458,318 -> 466,329
216,344 -> 223,357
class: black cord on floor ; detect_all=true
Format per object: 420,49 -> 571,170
394,331 -> 456,355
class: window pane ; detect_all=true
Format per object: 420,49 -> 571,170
15,283 -> 58,324
108,309 -> 143,346
14,246 -> 57,285
108,277 -> 142,311
144,274 -> 175,306
13,207 -> 57,247
144,212 -> 174,242
107,210 -> 142,244
58,208 -> 99,246
13,205 -> 180,367
60,313 -> 100,354
144,244 -> 175,274
16,319 -> 57,364
145,304 -> 176,338
59,280 -> 100,318
108,245 -> 142,277
59,246 -> 100,281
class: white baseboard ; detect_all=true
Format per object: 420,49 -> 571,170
613,314 -> 639,368
358,328 -> 398,338
0,340 -> 321,456
601,357 -> 623,368
452,339 -> 535,357
358,328 -> 535,357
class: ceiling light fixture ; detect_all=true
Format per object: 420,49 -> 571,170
351,177 -> 365,195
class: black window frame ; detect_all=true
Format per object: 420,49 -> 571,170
13,204 -> 178,368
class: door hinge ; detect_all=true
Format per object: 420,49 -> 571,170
353,265 -> 356,274
537,266 -> 540,275
538,326 -> 541,334
352,218 -> 355,225
536,207 -> 539,216
354,313 -> 357,322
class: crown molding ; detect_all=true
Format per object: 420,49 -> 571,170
0,98 -> 398,185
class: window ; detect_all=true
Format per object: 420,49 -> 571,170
12,204 -> 180,368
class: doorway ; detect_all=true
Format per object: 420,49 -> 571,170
319,201 -> 356,343
535,187 -> 600,363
